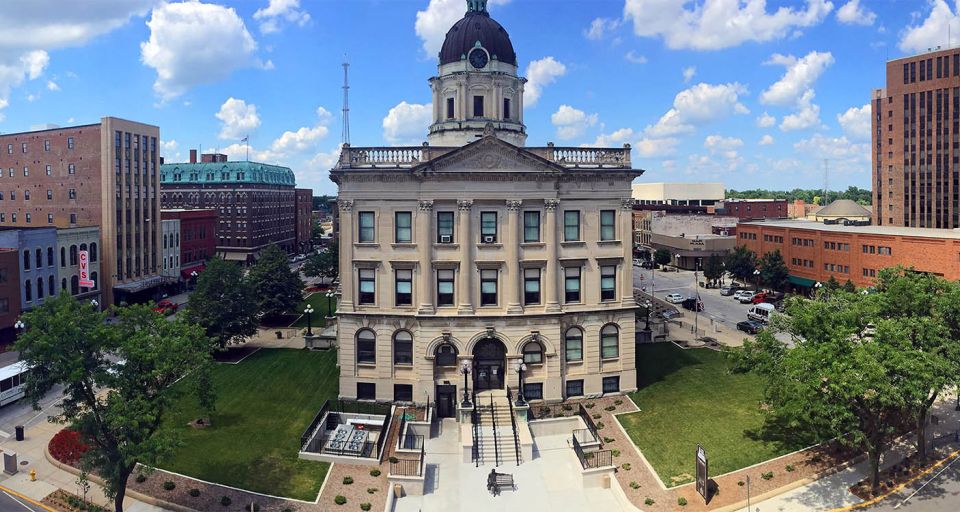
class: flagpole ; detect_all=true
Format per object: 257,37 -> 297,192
244,135 -> 249,161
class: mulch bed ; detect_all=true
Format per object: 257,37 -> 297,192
129,468 -> 298,512
43,490 -> 109,512
213,346 -> 261,364
848,449 -> 950,501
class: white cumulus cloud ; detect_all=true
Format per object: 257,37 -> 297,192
587,128 -> 635,147
635,137 -> 679,158
645,82 -> 749,137
141,1 -> 262,100
836,0 -> 876,25
550,105 -> 598,140
757,112 -> 776,127
216,98 -> 261,140
270,107 -> 332,154
525,57 -> 566,107
622,0 -> 833,51
779,91 -> 821,131
253,0 -> 310,34
624,51 -> 647,64
382,101 -> 432,145
900,0 -> 957,54
837,103 -> 871,140
584,17 -> 622,40
415,0 -> 511,58
683,66 -> 696,82
760,51 -> 834,106
704,134 -> 743,152
759,134 -> 774,145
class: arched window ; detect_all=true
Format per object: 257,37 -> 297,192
91,272 -> 97,290
600,324 -> 619,359
60,247 -> 66,267
47,247 -> 53,267
80,243 -> 87,253
71,275 -> 79,295
61,278 -> 67,292
434,343 -> 458,367
24,280 -> 31,302
90,243 -> 97,262
393,331 -> 413,365
37,278 -> 43,299
69,245 -> 78,265
356,329 -> 376,364
48,276 -> 54,297
522,340 -> 543,364
35,249 -> 41,269
23,251 -> 29,271
564,327 -> 583,362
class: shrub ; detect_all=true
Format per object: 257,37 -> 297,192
360,504 -> 372,511
614,399 -> 623,406
388,456 -> 399,464
737,480 -> 745,487
221,496 -> 232,507
592,413 -> 601,419
761,471 -> 774,480
585,402 -> 595,409
367,487 -> 377,494
245,504 -> 260,512
629,481 -> 640,489
162,481 -> 176,491
562,404 -> 573,411
644,498 -> 655,506
785,464 -> 795,472
283,509 -> 295,512
605,406 -> 616,412
596,422 -> 605,430
678,497 -> 688,506
334,495 -> 347,506
621,463 -> 631,470
48,429 -> 90,466
135,474 -> 147,484
603,436 -> 615,444
611,449 -> 621,457
369,468 -> 381,477
343,476 -> 354,485
188,489 -> 201,498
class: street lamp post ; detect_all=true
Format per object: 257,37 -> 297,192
814,281 -> 823,299
514,360 -> 527,406
642,300 -> 652,331
460,360 -> 473,407
190,270 -> 198,291
14,320 -> 24,334
675,253 -> 682,271
304,305 -> 315,336
90,299 -> 99,312
753,269 -> 761,291
325,291 -> 335,318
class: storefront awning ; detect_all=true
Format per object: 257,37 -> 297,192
222,252 -> 248,262
180,264 -> 206,280
787,275 -> 817,288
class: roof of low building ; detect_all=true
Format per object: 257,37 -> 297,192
160,161 -> 295,186
740,219 -> 960,240
813,199 -> 871,218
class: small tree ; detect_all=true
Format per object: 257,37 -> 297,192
702,253 -> 724,287
724,245 -> 757,285
17,294 -> 214,512
826,275 -> 841,291
185,257 -> 258,349
842,279 -> 856,293
758,250 -> 789,291
303,239 -> 339,282
247,244 -> 304,320
653,248 -> 672,267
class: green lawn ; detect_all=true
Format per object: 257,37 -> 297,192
289,293 -> 337,328
160,348 -> 339,500
619,344 -> 801,487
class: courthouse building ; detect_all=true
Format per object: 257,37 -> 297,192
332,0 -> 641,413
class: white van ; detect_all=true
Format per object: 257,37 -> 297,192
747,303 -> 776,323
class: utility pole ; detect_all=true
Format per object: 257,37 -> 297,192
341,57 -> 351,146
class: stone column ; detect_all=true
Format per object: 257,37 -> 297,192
458,200 -> 474,314
337,199 -> 354,311
505,200 -> 523,314
418,200 -> 435,314
620,198 -> 635,305
544,199 -> 561,312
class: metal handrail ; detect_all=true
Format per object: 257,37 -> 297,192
506,388 -> 522,465
490,394 -> 501,467
375,406 -> 395,463
571,435 -> 614,469
471,390 -> 481,467
578,403 -> 600,443
299,400 -> 330,450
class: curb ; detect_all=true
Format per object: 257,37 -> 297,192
0,483 -> 58,512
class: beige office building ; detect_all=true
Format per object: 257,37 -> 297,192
331,1 -> 642,415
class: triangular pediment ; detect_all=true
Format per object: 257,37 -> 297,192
415,135 -> 565,175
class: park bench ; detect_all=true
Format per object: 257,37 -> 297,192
486,469 -> 515,496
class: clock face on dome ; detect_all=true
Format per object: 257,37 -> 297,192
469,48 -> 489,69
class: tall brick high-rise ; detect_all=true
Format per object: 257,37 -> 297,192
873,48 -> 960,228
0,117 -> 162,306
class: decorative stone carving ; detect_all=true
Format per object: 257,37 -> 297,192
338,199 -> 354,211
621,198 -> 636,210
506,200 -> 523,211
457,199 -> 474,211
544,199 -> 560,211
418,200 -> 434,211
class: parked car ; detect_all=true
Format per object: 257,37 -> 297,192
152,299 -> 178,315
736,320 -> 764,334
747,303 -> 776,323
750,292 -> 769,304
736,291 -> 757,303
640,260 -> 656,269
719,285 -> 740,296
664,293 -> 685,304
681,298 -> 704,311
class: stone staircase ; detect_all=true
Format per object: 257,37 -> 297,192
474,390 -> 521,466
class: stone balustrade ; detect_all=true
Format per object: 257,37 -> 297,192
337,143 -> 633,170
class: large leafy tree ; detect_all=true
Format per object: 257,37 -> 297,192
184,257 -> 258,349
702,253 -> 724,287
247,244 -> 304,320
17,294 -> 213,512
724,245 -> 757,285
758,249 -> 789,291
303,239 -> 339,281
653,248 -> 672,267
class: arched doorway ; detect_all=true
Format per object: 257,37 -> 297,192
473,338 -> 507,391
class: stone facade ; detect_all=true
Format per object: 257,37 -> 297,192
161,219 -> 180,280
56,226 -> 102,303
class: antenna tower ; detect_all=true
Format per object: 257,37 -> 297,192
341,57 -> 350,146
822,159 -> 829,205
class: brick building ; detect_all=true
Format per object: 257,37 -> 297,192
873,48 -> 960,228
160,209 -> 217,280
0,249 -> 20,343
718,199 -> 788,220
295,188 -> 313,253
736,219 -> 960,290
159,152 -> 296,263
0,118 -> 161,306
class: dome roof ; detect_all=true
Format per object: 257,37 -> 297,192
439,9 -> 516,66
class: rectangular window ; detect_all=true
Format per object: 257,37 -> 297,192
47,214 -> 53,224
394,384 -> 413,402
565,379 -> 584,398
446,98 -> 455,119
43,140 -> 50,152
394,211 -> 412,243
358,268 -> 376,305
503,98 -> 511,120
602,376 -> 620,394
563,210 -> 580,241
69,213 -> 76,224
480,211 -> 497,242
45,165 -> 51,176
356,382 -> 376,400
564,266 -> 581,303
67,137 -> 74,149
437,269 -> 455,306
68,189 -> 76,200
523,267 -> 541,305
522,383 -> 543,401
473,95 -> 484,117
480,269 -> 498,306
523,211 -> 540,242
600,210 -> 616,240
46,190 -> 52,200
21,142 -> 26,153
68,164 -> 75,174
600,265 -> 616,301
358,211 -> 375,242
395,269 -> 413,306
5,144 -> 10,154
437,211 -> 454,242
22,167 -> 27,176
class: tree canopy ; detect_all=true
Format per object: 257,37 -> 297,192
724,245 -> 757,285
16,294 -> 214,512
184,257 -> 258,349
303,239 -> 339,281
725,186 -> 871,205
702,253 -> 724,286
758,249 -> 789,291
247,244 -> 304,320
653,248 -> 672,267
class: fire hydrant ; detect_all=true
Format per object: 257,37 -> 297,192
29,469 -> 36,482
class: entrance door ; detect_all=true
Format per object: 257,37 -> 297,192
435,385 -> 456,418
473,338 -> 507,391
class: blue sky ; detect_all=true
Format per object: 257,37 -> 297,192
0,0 -> 958,195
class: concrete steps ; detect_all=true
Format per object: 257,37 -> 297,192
473,394 -> 523,467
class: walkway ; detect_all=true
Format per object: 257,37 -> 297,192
393,418 -> 628,512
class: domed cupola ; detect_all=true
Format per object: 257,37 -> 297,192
438,0 -> 517,67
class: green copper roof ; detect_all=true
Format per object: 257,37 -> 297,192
159,161 -> 296,186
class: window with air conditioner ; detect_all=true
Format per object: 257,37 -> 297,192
437,211 -> 454,243
480,211 -> 497,243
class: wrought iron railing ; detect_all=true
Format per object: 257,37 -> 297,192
375,407 -> 395,463
578,403 -> 600,443
390,458 -> 420,476
490,394 -> 502,467
571,436 -> 613,470
506,388 -> 522,466
572,428 -> 598,445
471,390 -> 481,467
397,434 -> 424,451
299,400 -> 330,450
